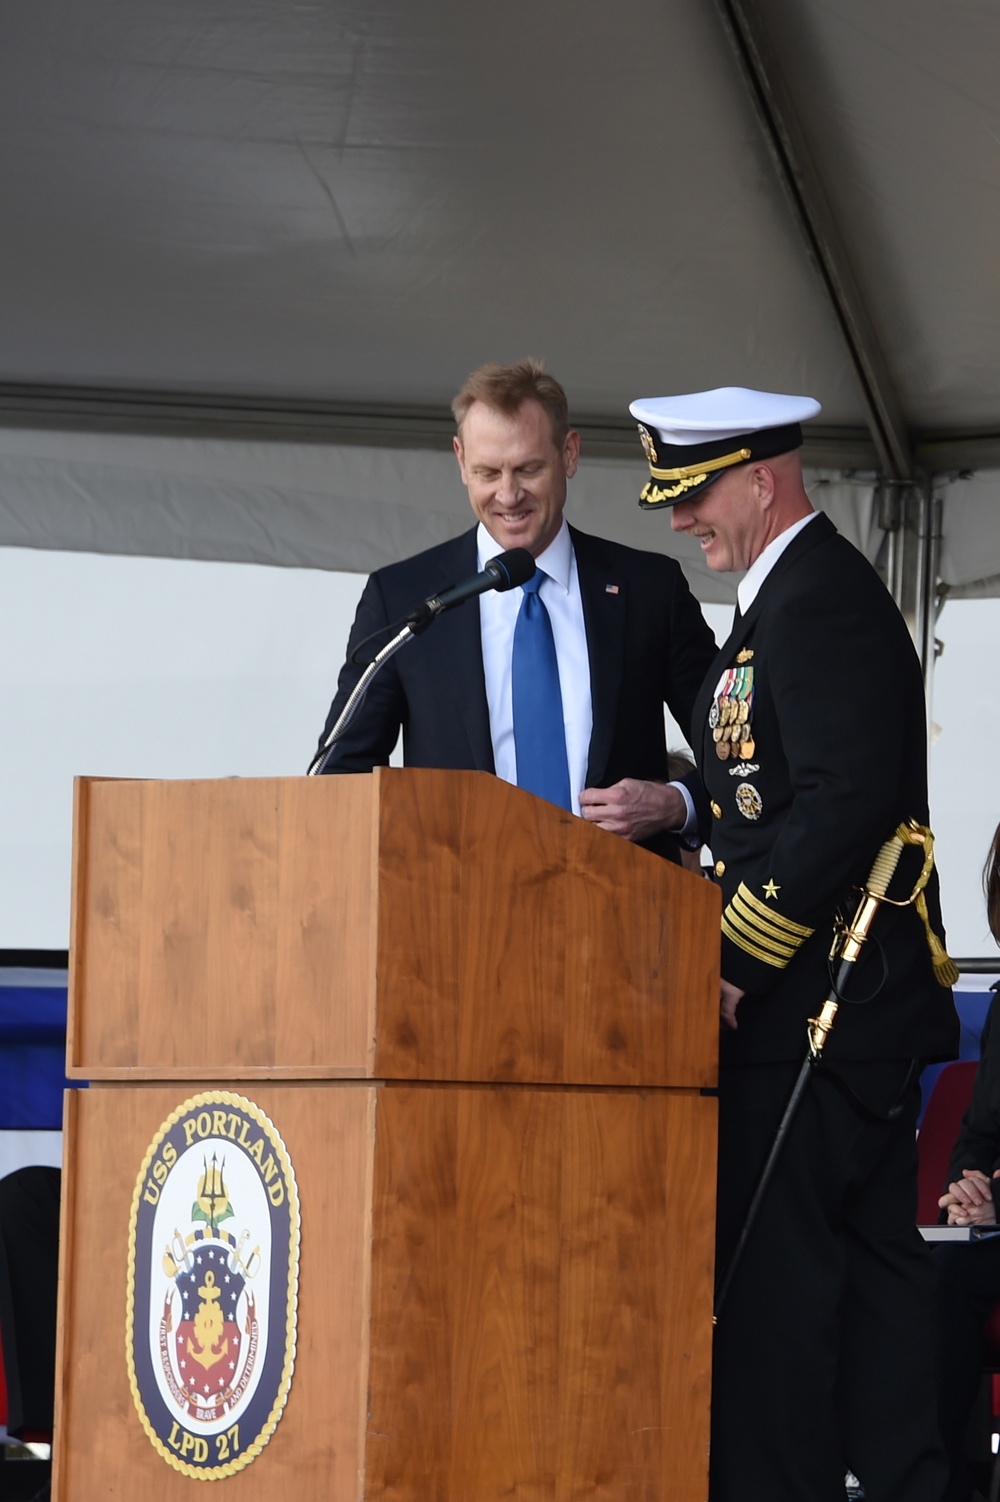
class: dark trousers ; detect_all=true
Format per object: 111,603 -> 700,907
933,1233 -> 1000,1502
711,1060 -> 947,1502
0,1166 -> 61,1437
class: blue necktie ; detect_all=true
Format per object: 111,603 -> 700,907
511,571 -> 572,810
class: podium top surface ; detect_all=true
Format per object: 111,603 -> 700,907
68,769 -> 719,1088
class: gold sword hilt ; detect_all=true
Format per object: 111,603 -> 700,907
806,824 -> 911,1058
838,827 -> 909,963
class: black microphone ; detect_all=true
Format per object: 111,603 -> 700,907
407,548 -> 535,632
319,547 -> 538,771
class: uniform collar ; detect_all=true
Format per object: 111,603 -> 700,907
737,510 -> 818,615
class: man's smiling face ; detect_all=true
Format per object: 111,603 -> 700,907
669,462 -> 767,573
454,398 -> 580,558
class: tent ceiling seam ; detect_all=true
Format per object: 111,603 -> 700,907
0,383 -> 998,473
713,0 -> 915,482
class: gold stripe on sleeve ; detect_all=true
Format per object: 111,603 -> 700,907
735,883 -> 815,939
721,882 -> 816,970
723,906 -> 798,966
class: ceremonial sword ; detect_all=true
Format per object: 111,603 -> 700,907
713,818 -> 955,1320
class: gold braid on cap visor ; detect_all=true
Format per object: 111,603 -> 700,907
639,445 -> 752,505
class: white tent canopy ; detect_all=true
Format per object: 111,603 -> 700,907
0,0 -> 998,604
0,425 -> 887,605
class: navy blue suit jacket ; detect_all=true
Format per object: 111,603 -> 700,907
314,524 -> 717,861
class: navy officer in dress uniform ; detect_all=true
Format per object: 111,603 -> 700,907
629,387 -> 959,1502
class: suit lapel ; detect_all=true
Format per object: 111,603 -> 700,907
426,530 -> 495,771
571,527 -> 626,785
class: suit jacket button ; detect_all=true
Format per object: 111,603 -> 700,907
711,801 -> 722,819
715,859 -> 726,877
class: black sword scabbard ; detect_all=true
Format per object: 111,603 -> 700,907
713,826 -> 911,1321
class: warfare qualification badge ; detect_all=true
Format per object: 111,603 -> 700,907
126,1091 -> 300,1479
735,783 -> 763,821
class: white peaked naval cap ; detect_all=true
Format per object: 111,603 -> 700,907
628,386 -> 822,508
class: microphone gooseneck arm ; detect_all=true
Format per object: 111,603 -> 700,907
307,622 -> 417,776
308,548 -> 536,778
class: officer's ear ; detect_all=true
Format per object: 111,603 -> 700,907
750,462 -> 777,509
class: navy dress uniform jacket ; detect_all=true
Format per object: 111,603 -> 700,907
703,512 -> 958,1502
315,524 -> 718,861
696,512 -> 958,1065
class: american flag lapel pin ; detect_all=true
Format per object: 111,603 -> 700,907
605,583 -> 620,595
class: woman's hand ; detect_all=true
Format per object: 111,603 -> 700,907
939,1167 -> 1000,1226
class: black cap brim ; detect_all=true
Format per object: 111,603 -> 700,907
637,421 -> 804,511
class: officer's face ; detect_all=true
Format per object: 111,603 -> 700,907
669,464 -> 767,573
454,399 -> 580,558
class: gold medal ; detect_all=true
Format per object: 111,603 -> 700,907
730,723 -> 741,743
716,739 -> 730,760
738,701 -> 749,723
713,725 -> 724,742
740,737 -> 755,758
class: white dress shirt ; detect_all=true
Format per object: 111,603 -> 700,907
477,520 -> 592,815
737,510 -> 818,615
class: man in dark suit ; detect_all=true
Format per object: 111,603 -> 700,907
630,387 -> 959,1502
314,361 -> 717,862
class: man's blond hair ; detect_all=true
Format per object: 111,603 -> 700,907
451,360 -> 570,445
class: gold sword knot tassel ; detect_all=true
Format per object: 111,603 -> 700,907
895,821 -> 960,988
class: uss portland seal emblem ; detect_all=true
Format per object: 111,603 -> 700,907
126,1092 -> 300,1479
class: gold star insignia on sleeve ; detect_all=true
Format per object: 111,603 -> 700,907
722,882 -> 813,968
763,879 -> 780,900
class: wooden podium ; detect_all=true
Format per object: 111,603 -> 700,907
55,769 -> 720,1500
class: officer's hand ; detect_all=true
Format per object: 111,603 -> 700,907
721,979 -> 744,1031
578,779 -> 686,841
